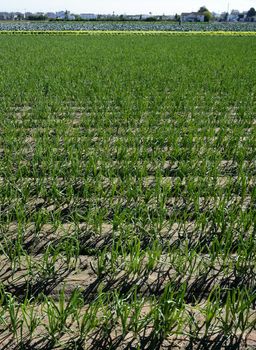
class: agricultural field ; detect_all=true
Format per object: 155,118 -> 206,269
0,34 -> 256,349
1,20 -> 256,32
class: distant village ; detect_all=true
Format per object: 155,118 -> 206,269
0,7 -> 256,23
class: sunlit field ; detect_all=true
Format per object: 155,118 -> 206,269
0,34 -> 256,349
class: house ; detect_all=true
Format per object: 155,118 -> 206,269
228,10 -> 240,22
242,11 -> 248,21
68,14 -> 76,20
181,12 -> 204,22
123,14 -> 151,20
162,15 -> 175,21
211,12 -> 221,20
246,15 -> 256,22
46,12 -> 57,19
123,15 -> 141,20
79,13 -> 97,20
56,11 -> 66,19
25,12 -> 33,19
13,12 -> 25,20
97,14 -> 116,20
141,14 -> 151,20
0,12 -> 10,20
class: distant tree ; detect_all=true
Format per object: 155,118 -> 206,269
64,10 -> 69,20
198,6 -> 208,13
28,14 -> 46,20
238,13 -> 244,21
145,17 -> 157,21
16,13 -> 24,20
198,6 -> 212,22
247,7 -> 256,17
174,13 -> 180,22
223,12 -> 229,21
204,11 -> 212,22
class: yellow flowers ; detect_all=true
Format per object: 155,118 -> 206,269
1,30 -> 256,36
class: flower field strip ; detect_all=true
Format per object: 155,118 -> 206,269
1,21 -> 256,32
1,30 -> 256,36
0,35 -> 256,349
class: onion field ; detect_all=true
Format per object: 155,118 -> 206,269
1,21 -> 256,32
0,34 -> 256,349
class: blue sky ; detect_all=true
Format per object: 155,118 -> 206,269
2,0 -> 256,15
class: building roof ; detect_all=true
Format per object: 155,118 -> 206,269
181,12 -> 202,16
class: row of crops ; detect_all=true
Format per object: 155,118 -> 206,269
1,21 -> 256,31
0,34 -> 256,349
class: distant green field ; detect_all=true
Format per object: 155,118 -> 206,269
0,34 -> 256,349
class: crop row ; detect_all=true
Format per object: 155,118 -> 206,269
1,21 -> 256,32
0,34 -> 256,348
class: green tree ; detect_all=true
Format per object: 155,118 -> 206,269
247,7 -> 256,17
174,13 -> 180,22
16,13 -> 24,20
198,6 -> 208,13
198,6 -> 212,22
28,14 -> 47,20
223,12 -> 229,21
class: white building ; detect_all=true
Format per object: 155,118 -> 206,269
240,11 -> 248,21
80,13 -> 97,20
68,14 -> 76,20
124,15 -> 141,20
162,15 -> 175,21
24,12 -> 33,19
56,11 -> 66,19
123,14 -> 151,20
141,14 -> 151,20
0,12 -> 9,20
181,12 -> 204,22
46,12 -> 57,19
13,12 -> 25,20
228,10 -> 240,22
